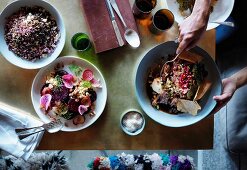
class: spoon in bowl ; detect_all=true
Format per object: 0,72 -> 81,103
160,51 -> 183,78
110,0 -> 140,48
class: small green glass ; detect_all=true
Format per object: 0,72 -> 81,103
71,33 -> 91,51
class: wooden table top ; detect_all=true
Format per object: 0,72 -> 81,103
0,0 -> 215,150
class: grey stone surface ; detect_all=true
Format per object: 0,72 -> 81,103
198,112 -> 240,170
61,150 -> 102,170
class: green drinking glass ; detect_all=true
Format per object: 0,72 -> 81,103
71,33 -> 91,51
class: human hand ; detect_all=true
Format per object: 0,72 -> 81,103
212,77 -> 237,113
176,13 -> 208,54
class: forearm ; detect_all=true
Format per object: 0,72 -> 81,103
192,0 -> 211,20
230,67 -> 247,89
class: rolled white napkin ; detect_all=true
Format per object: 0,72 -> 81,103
0,102 -> 44,160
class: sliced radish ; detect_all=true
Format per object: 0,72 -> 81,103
40,94 -> 52,111
62,74 -> 75,88
82,69 -> 94,81
78,105 -> 88,115
90,78 -> 101,88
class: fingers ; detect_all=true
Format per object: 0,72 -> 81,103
184,37 -> 200,51
176,37 -> 188,54
176,31 -> 198,54
213,93 -> 231,101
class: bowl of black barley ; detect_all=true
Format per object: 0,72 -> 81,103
0,0 -> 66,69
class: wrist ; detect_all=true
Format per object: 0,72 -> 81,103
230,67 -> 247,89
228,76 -> 238,90
191,8 -> 210,22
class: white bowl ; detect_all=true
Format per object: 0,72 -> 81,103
135,41 -> 222,127
31,56 -> 107,131
0,0 -> 66,69
120,109 -> 145,136
166,0 -> 235,30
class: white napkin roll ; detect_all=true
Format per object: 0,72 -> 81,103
0,102 -> 44,160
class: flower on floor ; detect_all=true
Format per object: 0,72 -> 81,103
87,153 -> 195,170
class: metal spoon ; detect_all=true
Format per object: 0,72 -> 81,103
210,21 -> 235,27
160,52 -> 182,78
110,0 -> 140,48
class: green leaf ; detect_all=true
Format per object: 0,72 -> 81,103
81,81 -> 92,88
61,111 -> 76,120
54,75 -> 63,87
69,64 -> 83,76
192,64 -> 203,86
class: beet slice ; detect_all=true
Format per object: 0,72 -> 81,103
87,88 -> 97,103
51,86 -> 69,102
68,99 -> 80,114
55,70 -> 68,76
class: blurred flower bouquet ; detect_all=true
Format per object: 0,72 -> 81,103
88,152 -> 195,170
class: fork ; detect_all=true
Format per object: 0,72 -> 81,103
15,119 -> 63,140
17,129 -> 45,140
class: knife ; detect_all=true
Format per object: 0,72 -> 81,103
109,0 -> 127,29
105,0 -> 124,46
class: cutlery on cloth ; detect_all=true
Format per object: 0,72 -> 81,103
109,0 -> 140,47
0,101 -> 43,160
105,0 -> 124,46
15,119 -> 63,140
16,129 -> 45,140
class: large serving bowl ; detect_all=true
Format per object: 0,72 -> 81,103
0,0 -> 66,69
166,0 -> 234,30
135,41 -> 222,127
31,56 -> 107,131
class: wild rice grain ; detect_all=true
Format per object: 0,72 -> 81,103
4,6 -> 60,61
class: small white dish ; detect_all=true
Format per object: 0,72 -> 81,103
31,56 -> 107,132
120,109 -> 145,136
166,0 -> 234,30
0,0 -> 66,69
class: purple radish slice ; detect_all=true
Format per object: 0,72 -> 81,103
78,105 -> 88,115
40,94 -> 52,111
62,74 -> 75,88
90,78 -> 101,88
82,69 -> 94,81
